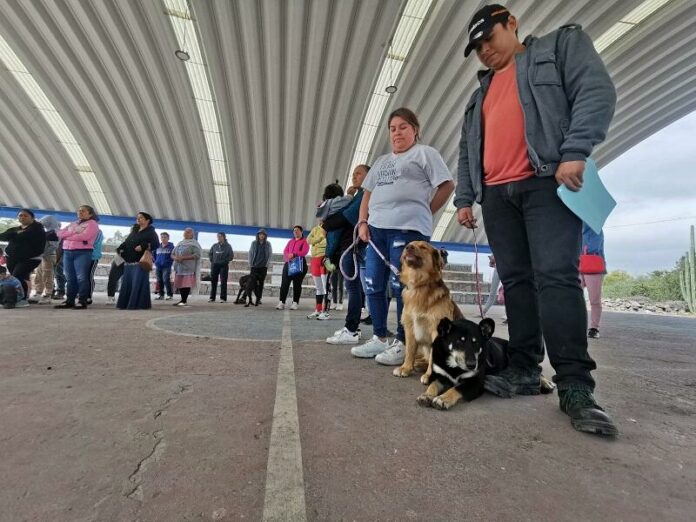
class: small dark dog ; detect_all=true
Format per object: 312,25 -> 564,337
234,273 -> 260,307
417,317 -> 555,410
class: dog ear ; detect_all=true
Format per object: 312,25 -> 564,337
478,318 -> 495,339
431,247 -> 442,271
437,317 -> 452,338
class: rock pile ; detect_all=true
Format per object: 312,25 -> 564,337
600,296 -> 691,316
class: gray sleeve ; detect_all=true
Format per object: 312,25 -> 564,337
422,146 -> 452,188
362,163 -> 378,193
266,243 -> 273,267
248,242 -> 256,267
454,116 -> 474,209
557,27 -> 617,162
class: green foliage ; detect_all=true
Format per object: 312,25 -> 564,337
679,225 -> 695,312
0,217 -> 17,234
603,265 -> 684,302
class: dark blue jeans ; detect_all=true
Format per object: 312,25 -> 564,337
209,262 -> 229,301
365,227 -> 429,341
55,256 -> 66,294
340,245 -> 365,334
481,175 -> 596,391
156,265 -> 173,297
63,249 -> 93,304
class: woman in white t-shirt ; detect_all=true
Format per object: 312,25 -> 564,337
350,107 -> 454,365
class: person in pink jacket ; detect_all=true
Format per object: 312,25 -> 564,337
54,205 -> 100,309
276,225 -> 309,310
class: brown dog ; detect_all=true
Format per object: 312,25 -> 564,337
394,241 -> 463,383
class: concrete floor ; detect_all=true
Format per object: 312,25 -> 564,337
1,297 -> 694,522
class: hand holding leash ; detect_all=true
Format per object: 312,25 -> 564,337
457,207 -> 478,229
358,221 -> 370,242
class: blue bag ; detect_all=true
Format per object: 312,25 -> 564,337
287,256 -> 303,276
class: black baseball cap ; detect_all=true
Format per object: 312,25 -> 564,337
464,4 -> 511,57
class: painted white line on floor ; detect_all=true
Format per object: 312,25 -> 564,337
262,310 -> 307,522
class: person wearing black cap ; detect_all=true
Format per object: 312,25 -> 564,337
0,209 -> 46,303
455,4 -> 618,436
116,212 -> 158,309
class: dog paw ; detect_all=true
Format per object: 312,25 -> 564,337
420,374 -> 432,385
417,394 -> 433,407
431,397 -> 452,411
393,366 -> 413,378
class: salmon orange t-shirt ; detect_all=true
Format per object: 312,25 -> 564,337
482,63 -> 535,185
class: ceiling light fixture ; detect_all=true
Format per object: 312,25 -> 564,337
175,49 -> 190,61
385,85 -> 398,94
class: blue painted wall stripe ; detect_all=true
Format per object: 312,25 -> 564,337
0,205 -> 490,254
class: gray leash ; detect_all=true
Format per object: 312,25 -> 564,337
339,220 -> 399,282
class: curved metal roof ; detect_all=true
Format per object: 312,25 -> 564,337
0,0 -> 694,242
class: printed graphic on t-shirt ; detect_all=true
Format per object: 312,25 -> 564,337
375,158 -> 399,186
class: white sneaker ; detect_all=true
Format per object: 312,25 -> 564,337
165,296 -> 173,301
326,327 -> 360,345
375,339 -> 405,366
290,302 -> 299,310
351,335 -> 389,358
317,312 -> 330,320
276,301 -> 285,310
336,303 -> 344,311
107,296 -> 116,303
38,295 -> 52,305
307,311 -> 320,319
176,302 -> 190,307
330,327 -> 361,337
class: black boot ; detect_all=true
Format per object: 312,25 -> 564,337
484,366 -> 541,398
559,389 -> 618,437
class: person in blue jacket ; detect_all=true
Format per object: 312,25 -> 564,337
154,232 -> 175,300
323,164 -> 370,345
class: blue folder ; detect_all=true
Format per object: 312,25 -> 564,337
557,158 -> 616,234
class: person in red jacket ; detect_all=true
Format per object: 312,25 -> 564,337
276,226 -> 309,310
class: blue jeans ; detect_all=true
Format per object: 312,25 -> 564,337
156,265 -> 173,297
54,256 -> 66,293
482,175 -> 596,391
63,249 -> 93,303
340,245 -> 365,333
364,227 -> 428,341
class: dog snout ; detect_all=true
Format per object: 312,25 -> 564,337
465,360 -> 477,370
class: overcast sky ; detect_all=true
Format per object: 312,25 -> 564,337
599,111 -> 696,275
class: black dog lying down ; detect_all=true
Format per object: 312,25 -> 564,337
234,273 -> 259,307
418,317 -> 555,410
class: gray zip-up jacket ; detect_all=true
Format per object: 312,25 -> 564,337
454,24 -> 616,209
